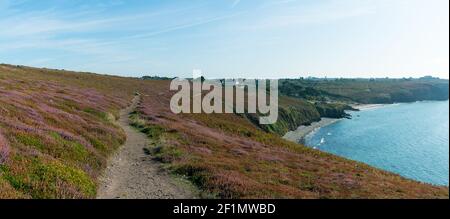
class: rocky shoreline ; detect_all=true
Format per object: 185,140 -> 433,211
283,118 -> 341,144
283,104 -> 389,144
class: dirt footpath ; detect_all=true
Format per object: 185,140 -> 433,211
97,96 -> 195,199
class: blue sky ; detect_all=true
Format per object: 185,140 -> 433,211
0,0 -> 448,78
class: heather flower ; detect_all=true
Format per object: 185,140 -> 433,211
45,127 -> 93,149
0,131 -> 10,165
0,117 -> 43,134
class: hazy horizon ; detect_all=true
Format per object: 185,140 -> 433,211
1,0 -> 449,79
3,63 -> 448,80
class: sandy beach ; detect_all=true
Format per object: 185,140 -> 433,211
351,104 -> 387,111
283,104 -> 389,144
283,118 -> 341,144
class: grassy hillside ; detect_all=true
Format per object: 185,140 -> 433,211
248,96 -> 321,136
0,64 -> 140,198
0,64 -> 448,199
280,78 -> 449,104
251,96 -> 353,136
130,80 -> 448,198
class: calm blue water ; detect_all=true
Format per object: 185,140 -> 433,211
306,101 -> 449,186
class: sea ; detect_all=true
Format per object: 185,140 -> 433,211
305,100 -> 449,186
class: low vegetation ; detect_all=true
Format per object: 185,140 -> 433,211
1,64 -> 448,199
131,80 -> 448,198
280,78 -> 449,104
0,64 -> 138,198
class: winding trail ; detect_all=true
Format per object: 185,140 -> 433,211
97,96 -> 194,199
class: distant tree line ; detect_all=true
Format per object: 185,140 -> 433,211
141,76 -> 173,81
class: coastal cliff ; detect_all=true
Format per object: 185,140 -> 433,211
280,78 -> 450,104
257,78 -> 450,136
251,97 -> 353,136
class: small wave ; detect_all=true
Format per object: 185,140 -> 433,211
320,138 -> 326,145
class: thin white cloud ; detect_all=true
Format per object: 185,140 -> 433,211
237,0 -> 376,30
2,0 -> 217,38
0,7 -> 196,38
127,12 -> 242,40
0,2 -> 227,62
